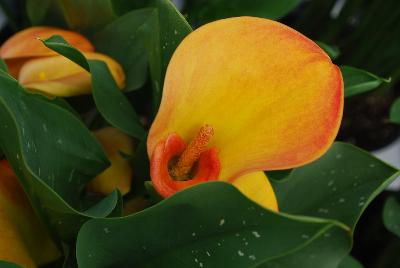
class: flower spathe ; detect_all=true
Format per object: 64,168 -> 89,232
148,17 -> 343,210
0,26 -> 125,96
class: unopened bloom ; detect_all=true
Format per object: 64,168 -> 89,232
148,17 -> 343,210
87,127 -> 134,196
0,26 -> 124,97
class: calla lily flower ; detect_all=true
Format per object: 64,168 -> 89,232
0,26 -> 125,97
87,127 -> 134,195
0,160 -> 60,267
148,17 -> 343,210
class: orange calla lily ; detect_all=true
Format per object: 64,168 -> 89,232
87,127 -> 134,195
0,26 -> 94,77
0,160 -> 60,267
18,52 -> 125,97
148,17 -> 343,210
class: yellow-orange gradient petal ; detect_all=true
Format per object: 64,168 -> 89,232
0,161 -> 60,267
148,17 -> 343,182
0,26 -> 94,60
87,127 -> 134,195
18,52 -> 125,97
232,172 -> 278,211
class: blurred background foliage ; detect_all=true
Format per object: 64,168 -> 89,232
0,0 -> 399,267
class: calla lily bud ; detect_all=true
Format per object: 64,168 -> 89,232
0,160 -> 60,267
87,127 -> 134,196
18,52 -> 125,97
0,26 -> 94,77
0,26 -> 94,59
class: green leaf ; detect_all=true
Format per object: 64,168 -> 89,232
338,255 -> 364,268
390,97 -> 400,124
272,142 -> 400,230
77,182 -> 350,268
0,71 -> 122,241
147,0 -> 192,111
94,8 -> 154,91
316,41 -> 340,60
110,0 -> 148,15
41,35 -> 146,140
383,197 -> 400,237
341,66 -> 391,98
95,1 -> 192,109
185,0 -> 301,26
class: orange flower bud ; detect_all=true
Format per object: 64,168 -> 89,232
0,26 -> 94,78
18,52 -> 125,97
0,26 -> 94,60
87,127 -> 134,196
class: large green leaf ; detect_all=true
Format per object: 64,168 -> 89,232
93,8 -> 154,92
341,66 -> 391,98
383,197 -> 400,238
41,35 -> 146,140
77,182 -> 350,268
76,142 -> 398,267
185,0 -> 301,26
0,71 -> 122,241
93,1 -> 191,109
146,0 -> 192,111
110,0 -> 148,15
390,97 -> 400,124
272,142 -> 400,230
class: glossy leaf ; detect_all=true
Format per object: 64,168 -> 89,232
77,182 -> 350,268
111,0 -> 148,15
147,0 -> 192,111
383,197 -> 400,237
41,35 -> 146,140
341,66 -> 391,98
185,0 -> 301,25
94,8 -> 154,91
390,97 -> 400,124
0,71 -> 122,241
272,142 -> 400,230
316,41 -> 340,59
